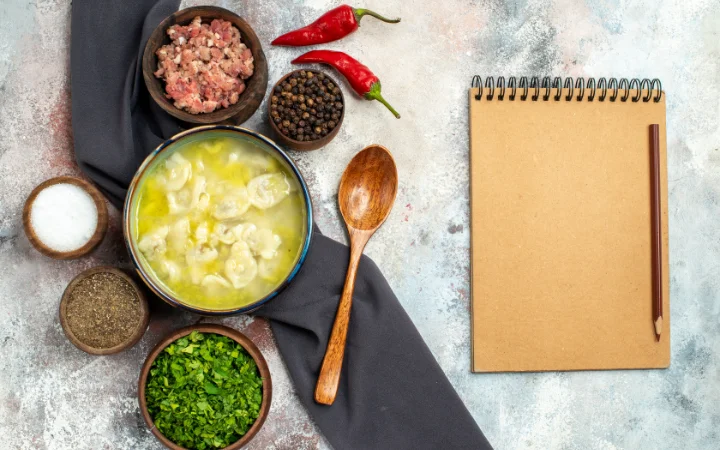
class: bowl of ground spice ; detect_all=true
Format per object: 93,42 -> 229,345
139,325 -> 271,450
60,267 -> 149,355
268,69 -> 345,151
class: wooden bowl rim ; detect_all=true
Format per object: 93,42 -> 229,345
138,324 -> 272,450
142,5 -> 267,124
59,266 -> 150,355
23,176 -> 109,260
268,69 -> 345,151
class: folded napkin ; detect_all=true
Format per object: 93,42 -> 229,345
71,1 -> 492,448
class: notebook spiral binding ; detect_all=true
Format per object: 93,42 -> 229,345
471,76 -> 663,103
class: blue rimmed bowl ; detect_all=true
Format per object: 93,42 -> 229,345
123,125 -> 313,315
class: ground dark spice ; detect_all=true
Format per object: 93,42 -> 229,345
65,272 -> 141,349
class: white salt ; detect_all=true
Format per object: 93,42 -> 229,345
30,183 -> 98,252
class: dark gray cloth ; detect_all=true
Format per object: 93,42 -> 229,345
71,0 -> 182,206
71,1 -> 492,449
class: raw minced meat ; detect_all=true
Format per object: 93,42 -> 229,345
154,16 -> 254,114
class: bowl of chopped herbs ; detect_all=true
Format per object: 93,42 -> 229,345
139,325 -> 272,450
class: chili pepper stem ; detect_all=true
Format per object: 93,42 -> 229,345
365,82 -> 401,118
354,8 -> 401,25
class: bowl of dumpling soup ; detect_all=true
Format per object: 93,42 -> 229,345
124,126 -> 312,315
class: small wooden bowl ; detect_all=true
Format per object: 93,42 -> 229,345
139,324 -> 272,450
268,69 -> 345,151
59,266 -> 150,355
142,6 -> 268,126
23,176 -> 108,259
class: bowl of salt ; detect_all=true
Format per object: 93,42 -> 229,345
23,176 -> 108,259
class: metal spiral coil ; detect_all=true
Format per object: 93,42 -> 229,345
471,76 -> 663,103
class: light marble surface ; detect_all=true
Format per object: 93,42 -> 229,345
1,0 -> 719,448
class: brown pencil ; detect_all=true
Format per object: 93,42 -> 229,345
650,124 -> 662,341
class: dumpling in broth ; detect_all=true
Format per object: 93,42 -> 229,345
212,186 -> 251,220
138,226 -> 169,261
132,135 -> 307,311
224,241 -> 258,289
163,153 -> 192,191
247,173 -> 291,209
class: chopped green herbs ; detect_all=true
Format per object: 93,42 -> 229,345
145,331 -> 263,449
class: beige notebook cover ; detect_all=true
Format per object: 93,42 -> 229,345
469,79 -> 670,372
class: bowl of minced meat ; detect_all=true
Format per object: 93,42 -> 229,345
142,6 -> 268,125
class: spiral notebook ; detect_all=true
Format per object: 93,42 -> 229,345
469,76 -> 670,372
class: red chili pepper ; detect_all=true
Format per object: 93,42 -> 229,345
272,4 -> 400,47
292,50 -> 400,119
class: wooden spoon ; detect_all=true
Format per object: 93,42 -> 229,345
315,145 -> 398,405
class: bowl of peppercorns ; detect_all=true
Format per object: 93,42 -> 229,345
268,69 -> 345,151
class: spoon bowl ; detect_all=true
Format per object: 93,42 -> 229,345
339,146 -> 398,231
315,145 -> 398,405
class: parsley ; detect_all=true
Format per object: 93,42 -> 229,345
145,331 -> 263,449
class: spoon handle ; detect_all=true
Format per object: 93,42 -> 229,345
315,230 -> 369,405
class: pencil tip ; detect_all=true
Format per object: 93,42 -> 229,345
654,317 -> 663,338
655,334 -> 661,342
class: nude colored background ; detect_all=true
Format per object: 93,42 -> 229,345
1,0 -> 718,448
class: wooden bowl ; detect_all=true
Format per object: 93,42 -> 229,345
268,69 -> 345,151
23,176 -> 108,259
142,6 -> 269,126
59,266 -> 150,355
139,324 -> 272,450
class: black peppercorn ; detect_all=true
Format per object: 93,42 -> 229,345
273,70 -> 343,142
